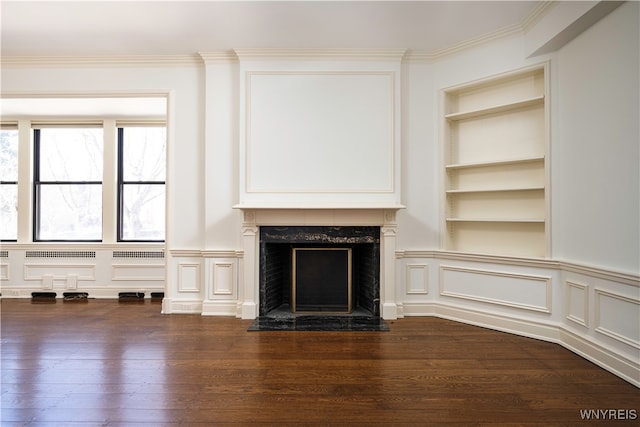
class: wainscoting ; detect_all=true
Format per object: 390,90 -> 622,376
164,248 -> 639,387
398,251 -> 640,387
3,244 -> 637,387
0,246 -> 165,299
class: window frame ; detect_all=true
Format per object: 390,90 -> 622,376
116,126 -> 166,243
33,127 -> 104,242
0,125 -> 19,242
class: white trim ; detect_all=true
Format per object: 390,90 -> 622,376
0,264 -> 9,281
23,263 -> 96,281
594,288 -> 640,350
111,264 -> 164,282
405,264 -> 429,295
178,263 -> 201,293
0,55 -> 203,68
397,250 -> 639,287
565,280 -> 589,328
439,265 -> 552,313
243,70 -> 397,195
234,48 -> 407,62
202,300 -> 239,317
211,262 -> 235,296
162,298 -> 203,314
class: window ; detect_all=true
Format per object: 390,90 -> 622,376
118,126 -> 166,242
1,126 -> 19,241
34,127 -> 103,241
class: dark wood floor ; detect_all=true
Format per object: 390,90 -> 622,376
1,299 -> 637,426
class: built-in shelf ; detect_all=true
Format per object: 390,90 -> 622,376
446,218 -> 545,223
442,65 -> 548,257
445,156 -> 544,170
446,186 -> 544,194
445,95 -> 544,121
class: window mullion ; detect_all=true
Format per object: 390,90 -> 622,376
18,119 -> 33,243
102,119 -> 117,244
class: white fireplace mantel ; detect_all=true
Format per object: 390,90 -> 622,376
234,206 -> 404,320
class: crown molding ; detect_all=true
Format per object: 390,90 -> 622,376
233,48 -> 408,62
198,51 -> 239,64
0,54 -> 203,68
1,4 -> 557,69
404,23 -> 523,63
521,1 -> 557,33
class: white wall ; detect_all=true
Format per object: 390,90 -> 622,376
552,1 -> 639,274
0,64 -> 208,299
0,65 -> 206,250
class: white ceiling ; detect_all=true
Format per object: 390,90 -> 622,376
1,1 -> 543,56
0,1 -> 544,119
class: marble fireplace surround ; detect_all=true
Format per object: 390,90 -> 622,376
235,206 -> 403,320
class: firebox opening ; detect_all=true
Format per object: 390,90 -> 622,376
259,226 -> 380,317
293,247 -> 352,313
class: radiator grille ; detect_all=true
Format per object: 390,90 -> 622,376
113,250 -> 164,259
26,250 -> 96,258
0,250 -> 8,258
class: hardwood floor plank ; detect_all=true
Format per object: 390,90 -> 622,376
1,299 -> 638,425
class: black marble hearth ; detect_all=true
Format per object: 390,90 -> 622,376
247,316 -> 389,332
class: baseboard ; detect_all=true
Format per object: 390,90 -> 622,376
559,327 -> 640,388
161,298 -> 203,314
401,301 -> 639,388
202,300 -> 239,316
0,287 -> 163,299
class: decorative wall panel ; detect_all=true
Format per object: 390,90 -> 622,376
245,72 -> 394,194
112,264 -> 164,281
440,265 -> 551,313
565,280 -> 588,327
406,264 -> 429,294
24,264 -> 96,281
178,263 -> 200,293
595,289 -> 640,349
211,262 -> 234,297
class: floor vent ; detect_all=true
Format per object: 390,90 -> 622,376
113,251 -> 164,259
31,292 -> 57,303
26,250 -> 96,258
119,291 -> 145,303
150,292 -> 164,299
63,292 -> 89,302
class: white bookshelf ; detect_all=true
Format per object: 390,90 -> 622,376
443,66 -> 548,257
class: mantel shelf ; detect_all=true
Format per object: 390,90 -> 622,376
445,156 -> 545,170
232,203 -> 406,210
445,95 -> 544,121
446,186 -> 544,194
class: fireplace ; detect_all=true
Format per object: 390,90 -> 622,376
293,248 -> 352,313
259,226 -> 380,317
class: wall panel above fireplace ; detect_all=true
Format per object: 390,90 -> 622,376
237,50 -> 403,208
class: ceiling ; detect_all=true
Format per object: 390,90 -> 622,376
1,1 -> 543,57
0,1 -> 544,119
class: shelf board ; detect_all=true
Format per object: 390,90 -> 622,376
446,218 -> 545,223
445,95 -> 544,121
445,156 -> 544,170
446,186 -> 544,194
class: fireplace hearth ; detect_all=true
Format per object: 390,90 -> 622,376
259,226 -> 380,317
